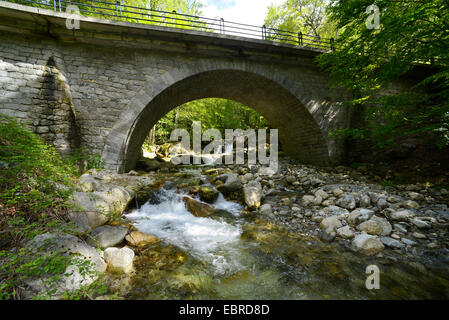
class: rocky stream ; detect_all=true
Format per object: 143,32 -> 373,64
23,156 -> 449,299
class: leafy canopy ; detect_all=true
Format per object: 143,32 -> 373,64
318,0 -> 449,149
264,0 -> 336,39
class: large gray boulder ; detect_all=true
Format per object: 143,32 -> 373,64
68,187 -> 134,232
104,247 -> 135,274
86,226 -> 128,249
24,233 -> 106,299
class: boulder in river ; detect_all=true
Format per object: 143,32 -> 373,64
104,247 -> 135,274
243,181 -> 262,210
198,186 -> 219,203
216,173 -> 242,195
86,225 -> 128,249
125,231 -> 160,248
183,196 -> 215,217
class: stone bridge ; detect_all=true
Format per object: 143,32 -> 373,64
0,2 -> 360,172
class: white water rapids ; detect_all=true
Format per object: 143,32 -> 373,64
125,188 -> 245,275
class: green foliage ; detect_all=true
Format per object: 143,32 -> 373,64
0,114 -> 103,300
147,98 -> 269,146
264,0 -> 336,40
0,114 -> 76,217
319,0 -> 449,150
68,147 -> 105,174
9,0 -> 205,30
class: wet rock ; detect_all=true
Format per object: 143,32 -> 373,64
380,237 -> 405,249
388,209 -> 415,221
243,181 -> 262,210
125,231 -> 160,248
352,234 -> 385,256
86,226 -> 128,249
336,194 -> 356,210
320,216 -> 342,231
104,247 -> 135,274
336,225 -> 355,239
183,196 -> 215,217
198,186 -> 219,203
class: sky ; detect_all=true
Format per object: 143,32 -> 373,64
201,0 -> 285,27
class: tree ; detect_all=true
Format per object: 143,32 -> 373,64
318,0 -> 449,150
144,98 -> 269,146
264,0 -> 336,41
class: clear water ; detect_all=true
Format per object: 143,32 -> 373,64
121,179 -> 449,300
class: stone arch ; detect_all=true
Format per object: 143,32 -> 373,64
102,61 -> 334,172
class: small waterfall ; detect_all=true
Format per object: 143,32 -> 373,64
125,188 -> 244,274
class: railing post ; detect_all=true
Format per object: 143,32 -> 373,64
53,0 -> 56,11
298,31 -> 302,45
330,37 -> 335,51
220,18 -> 225,34
58,0 -> 61,12
172,10 -> 176,26
262,25 -> 267,40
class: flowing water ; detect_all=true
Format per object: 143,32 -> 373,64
119,172 -> 449,300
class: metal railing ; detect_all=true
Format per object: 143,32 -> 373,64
5,0 -> 335,51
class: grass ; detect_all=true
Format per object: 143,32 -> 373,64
0,114 -> 106,299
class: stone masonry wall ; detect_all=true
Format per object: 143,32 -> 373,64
0,4 -> 352,172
